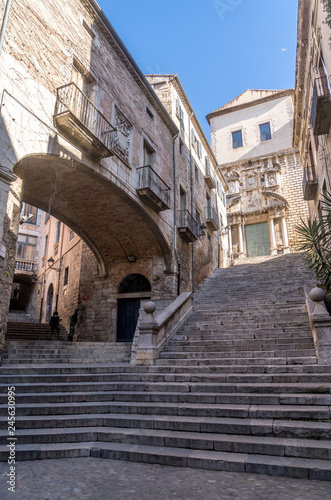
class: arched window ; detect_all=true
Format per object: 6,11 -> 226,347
118,274 -> 151,294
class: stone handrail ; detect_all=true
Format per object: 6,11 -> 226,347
134,292 -> 193,365
305,285 -> 331,364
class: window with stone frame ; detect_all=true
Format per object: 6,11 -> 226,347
259,122 -> 272,142
143,142 -> 154,167
232,130 -> 243,149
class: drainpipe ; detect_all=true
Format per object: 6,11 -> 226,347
0,0 -> 13,57
173,134 -> 180,296
188,114 -> 194,292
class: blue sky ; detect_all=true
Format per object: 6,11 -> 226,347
97,0 -> 299,137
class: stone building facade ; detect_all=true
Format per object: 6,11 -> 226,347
0,0 -> 226,345
294,0 -> 331,218
207,89 -> 309,259
146,75 -> 228,275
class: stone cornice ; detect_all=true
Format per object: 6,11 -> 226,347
206,89 -> 294,124
220,148 -> 300,171
293,0 -> 312,149
85,1 -> 179,137
0,166 -> 17,185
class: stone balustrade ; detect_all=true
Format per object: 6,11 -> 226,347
134,292 -> 193,366
305,285 -> 331,364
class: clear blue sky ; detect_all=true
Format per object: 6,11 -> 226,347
97,0 -> 299,137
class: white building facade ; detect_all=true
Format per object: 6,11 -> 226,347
207,89 -> 309,259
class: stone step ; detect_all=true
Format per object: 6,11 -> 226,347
1,371 -> 330,384
2,427 -> 331,461
155,356 -> 317,366
3,413 -> 331,440
160,349 -> 316,359
1,363 -> 330,376
0,441 -> 330,480
0,381 -> 329,394
164,343 -> 315,352
0,390 -> 329,406
1,400 -> 330,420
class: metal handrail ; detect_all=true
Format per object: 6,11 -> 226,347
55,82 -> 115,150
137,165 -> 170,206
206,206 -> 219,227
178,210 -> 199,238
311,75 -> 331,128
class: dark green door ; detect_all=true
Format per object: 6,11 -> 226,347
116,298 -> 141,342
245,222 -> 270,258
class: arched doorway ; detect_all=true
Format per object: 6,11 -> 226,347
46,284 -> 54,322
116,274 -> 151,342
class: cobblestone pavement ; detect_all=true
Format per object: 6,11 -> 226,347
0,458 -> 331,500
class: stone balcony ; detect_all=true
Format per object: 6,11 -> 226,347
54,83 -> 115,160
311,75 -> 331,136
136,166 -> 170,212
178,210 -> 199,242
204,164 -> 216,190
15,259 -> 36,273
205,206 -> 219,232
303,164 -> 319,201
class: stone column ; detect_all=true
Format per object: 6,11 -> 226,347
238,222 -> 245,258
269,218 -> 277,256
228,225 -> 233,256
281,217 -> 290,254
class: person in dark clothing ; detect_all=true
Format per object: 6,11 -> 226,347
67,309 -> 79,342
13,287 -> 19,300
49,311 -> 60,340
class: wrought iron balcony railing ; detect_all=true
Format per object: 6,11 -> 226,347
136,166 -> 171,212
178,210 -> 199,242
15,259 -> 35,272
311,75 -> 331,136
204,164 -> 216,189
54,83 -> 115,159
206,206 -> 219,231
303,164 -> 319,201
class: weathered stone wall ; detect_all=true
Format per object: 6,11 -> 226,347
0,180 -> 22,348
281,151 -> 309,250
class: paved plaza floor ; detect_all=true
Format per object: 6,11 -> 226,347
0,458 -> 330,500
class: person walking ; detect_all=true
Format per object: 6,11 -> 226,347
49,311 -> 60,340
67,309 -> 79,341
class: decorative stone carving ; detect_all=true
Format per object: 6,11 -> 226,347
224,171 -> 240,181
247,194 -> 262,210
112,107 -> 132,163
246,174 -> 257,189
268,173 -> 277,186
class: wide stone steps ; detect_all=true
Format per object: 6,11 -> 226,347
1,341 -> 132,365
2,253 -> 329,480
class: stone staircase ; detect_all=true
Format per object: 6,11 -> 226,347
1,254 -> 331,480
2,322 -> 132,364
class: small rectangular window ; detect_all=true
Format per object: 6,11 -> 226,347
68,229 -> 75,242
195,166 -> 199,182
179,138 -> 184,156
259,122 -> 271,142
55,221 -> 61,244
232,130 -> 242,149
143,142 -> 154,166
197,141 -> 202,158
63,267 -> 69,287
146,107 -> 154,120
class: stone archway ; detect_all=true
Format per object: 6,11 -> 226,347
13,154 -> 174,277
